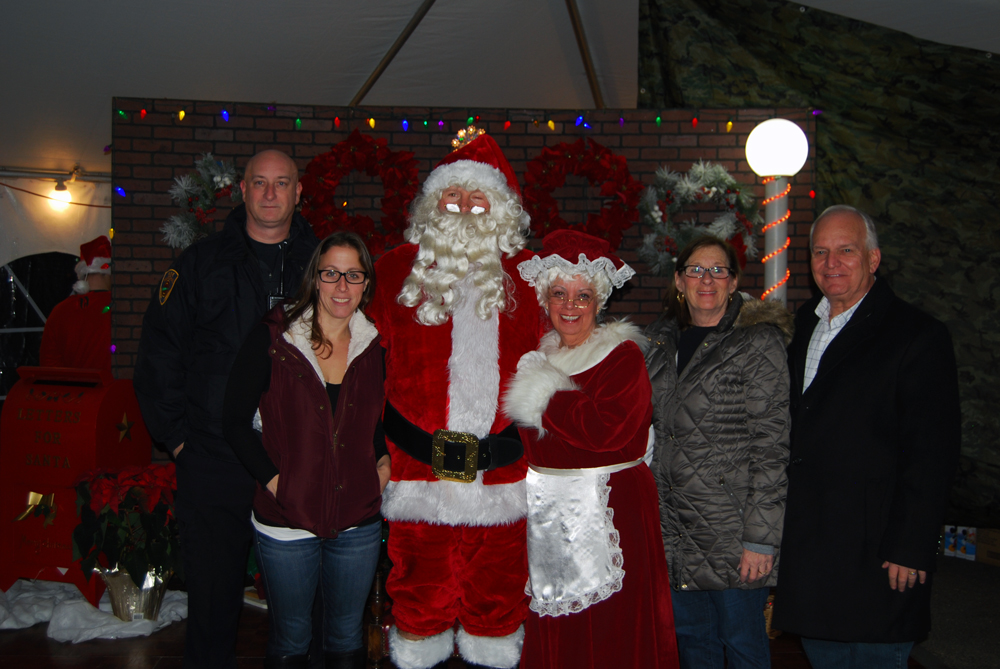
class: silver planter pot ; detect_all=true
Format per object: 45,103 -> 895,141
97,566 -> 172,622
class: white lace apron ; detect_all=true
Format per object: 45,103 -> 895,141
525,458 -> 643,617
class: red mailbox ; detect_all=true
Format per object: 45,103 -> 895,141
0,366 -> 151,605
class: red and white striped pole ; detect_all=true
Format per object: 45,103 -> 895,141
760,177 -> 791,302
745,120 -> 808,306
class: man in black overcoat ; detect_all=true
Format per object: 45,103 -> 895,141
772,205 -> 961,668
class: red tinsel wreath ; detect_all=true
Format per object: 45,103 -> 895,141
522,138 -> 644,249
300,129 -> 419,257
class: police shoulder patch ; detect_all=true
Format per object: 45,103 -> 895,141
158,269 -> 179,306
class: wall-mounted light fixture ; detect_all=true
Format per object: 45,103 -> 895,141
46,166 -> 81,212
50,179 -> 71,211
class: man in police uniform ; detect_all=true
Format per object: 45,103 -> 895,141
134,150 -> 317,669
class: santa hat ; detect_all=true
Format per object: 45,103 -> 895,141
422,128 -> 522,201
73,235 -> 111,294
517,229 -> 635,289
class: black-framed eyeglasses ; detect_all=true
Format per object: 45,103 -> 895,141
680,265 -> 732,279
317,269 -> 367,284
547,291 -> 595,308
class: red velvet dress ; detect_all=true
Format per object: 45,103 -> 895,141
509,327 -> 679,669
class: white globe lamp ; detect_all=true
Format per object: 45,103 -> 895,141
745,119 -> 809,305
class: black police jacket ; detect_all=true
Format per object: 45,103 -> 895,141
133,205 -> 318,462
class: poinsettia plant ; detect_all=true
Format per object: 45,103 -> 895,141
72,464 -> 182,588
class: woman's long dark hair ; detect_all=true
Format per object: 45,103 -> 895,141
663,235 -> 742,328
284,231 -> 377,356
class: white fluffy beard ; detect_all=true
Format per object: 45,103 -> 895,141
398,209 -> 515,326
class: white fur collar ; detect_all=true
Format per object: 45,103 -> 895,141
540,320 -> 644,376
284,308 -> 379,383
502,320 -> 643,433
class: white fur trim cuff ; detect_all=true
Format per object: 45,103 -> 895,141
389,626 -> 455,669
503,355 -> 577,433
75,257 -> 112,278
381,478 -> 527,525
457,625 -> 525,669
423,160 -> 515,200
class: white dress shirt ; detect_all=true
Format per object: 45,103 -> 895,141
802,292 -> 869,392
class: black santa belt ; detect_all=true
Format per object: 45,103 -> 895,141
383,401 -> 523,483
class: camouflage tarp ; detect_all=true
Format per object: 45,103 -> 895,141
639,0 -> 1000,522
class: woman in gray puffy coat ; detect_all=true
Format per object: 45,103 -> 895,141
644,236 -> 792,669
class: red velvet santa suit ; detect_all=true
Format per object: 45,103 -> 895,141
40,235 -> 113,373
369,242 -> 543,668
504,322 -> 680,669
39,290 -> 112,373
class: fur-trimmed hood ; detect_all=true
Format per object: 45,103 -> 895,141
733,294 -> 795,345
646,292 -> 794,346
503,320 -> 644,433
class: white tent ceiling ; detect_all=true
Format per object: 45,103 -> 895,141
1,0 -> 997,176
0,0 -> 638,174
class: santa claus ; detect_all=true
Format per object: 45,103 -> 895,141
39,235 -> 113,372
368,130 -> 542,669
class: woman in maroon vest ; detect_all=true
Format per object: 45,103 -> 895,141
223,232 -> 390,669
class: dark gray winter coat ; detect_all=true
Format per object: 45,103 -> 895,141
644,294 -> 792,592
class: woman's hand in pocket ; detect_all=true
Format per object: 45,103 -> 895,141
376,455 -> 391,493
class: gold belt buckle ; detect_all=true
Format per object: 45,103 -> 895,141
431,429 -> 479,483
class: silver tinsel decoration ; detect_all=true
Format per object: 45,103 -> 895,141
159,153 -> 242,249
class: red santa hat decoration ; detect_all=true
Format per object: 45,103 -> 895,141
422,126 -> 523,201
73,235 -> 112,294
517,229 -> 635,291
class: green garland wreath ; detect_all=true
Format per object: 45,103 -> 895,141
637,161 -> 763,277
522,138 -> 643,249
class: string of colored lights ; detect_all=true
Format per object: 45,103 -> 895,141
760,269 -> 790,299
113,106 -> 753,137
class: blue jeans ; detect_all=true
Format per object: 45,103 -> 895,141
255,521 -> 382,656
671,588 -> 771,669
800,638 -> 914,669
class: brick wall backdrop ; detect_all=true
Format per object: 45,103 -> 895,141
110,98 -> 816,378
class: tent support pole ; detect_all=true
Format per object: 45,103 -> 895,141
349,0 -> 438,107
564,0 -> 605,109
